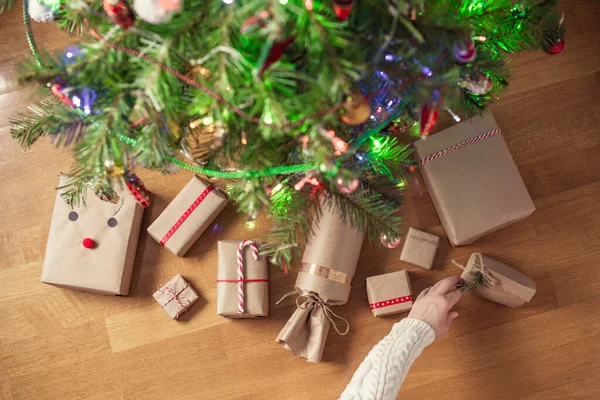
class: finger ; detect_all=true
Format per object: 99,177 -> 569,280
429,280 -> 443,293
444,288 -> 463,307
445,310 -> 459,326
417,286 -> 431,299
433,276 -> 463,295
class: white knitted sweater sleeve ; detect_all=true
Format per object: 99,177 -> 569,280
339,318 -> 435,400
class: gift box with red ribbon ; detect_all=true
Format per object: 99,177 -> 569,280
153,274 -> 199,320
414,112 -> 535,246
366,270 -> 414,317
147,175 -> 227,256
216,240 -> 269,318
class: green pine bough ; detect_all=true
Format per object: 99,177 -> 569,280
6,0 -> 564,269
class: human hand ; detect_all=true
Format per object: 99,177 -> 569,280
408,276 -> 463,339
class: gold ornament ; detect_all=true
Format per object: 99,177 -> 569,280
180,119 -> 226,164
340,93 -> 371,126
104,159 -> 125,177
186,65 -> 211,80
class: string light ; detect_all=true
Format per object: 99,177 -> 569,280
222,0 -> 234,4
304,0 -> 313,10
202,116 -> 213,125
245,220 -> 256,230
279,0 -> 288,4
241,131 -> 248,145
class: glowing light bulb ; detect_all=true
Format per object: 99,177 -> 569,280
304,0 -> 313,10
222,0 -> 233,4
245,220 -> 256,230
202,116 -> 213,125
279,0 -> 288,4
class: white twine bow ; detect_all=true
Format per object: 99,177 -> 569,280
452,252 -> 499,290
277,290 -> 350,335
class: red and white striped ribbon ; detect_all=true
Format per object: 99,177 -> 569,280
237,240 -> 259,314
419,128 -> 501,166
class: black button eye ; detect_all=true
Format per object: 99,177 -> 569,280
107,217 -> 118,227
69,211 -> 78,221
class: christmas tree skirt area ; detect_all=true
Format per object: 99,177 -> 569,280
1,0 -> 600,399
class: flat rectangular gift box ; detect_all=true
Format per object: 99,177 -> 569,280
460,253 -> 536,308
217,240 -> 269,318
366,270 -> 414,317
41,174 -> 144,295
147,175 -> 227,256
414,112 -> 535,246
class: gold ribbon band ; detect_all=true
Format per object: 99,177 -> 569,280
299,262 -> 353,286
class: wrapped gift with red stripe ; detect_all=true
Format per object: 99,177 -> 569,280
414,112 -> 535,246
153,274 -> 199,320
147,176 -> 227,256
366,270 -> 414,317
217,240 -> 269,318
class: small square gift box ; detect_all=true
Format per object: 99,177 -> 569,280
153,274 -> 199,319
399,227 -> 439,270
41,174 -> 144,295
455,253 -> 536,308
217,240 -> 269,318
414,112 -> 535,246
147,175 -> 227,256
366,270 -> 414,317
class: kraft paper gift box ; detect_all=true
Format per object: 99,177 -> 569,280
276,198 -> 365,362
366,270 -> 414,317
414,112 -> 535,246
458,253 -> 536,308
217,240 -> 269,318
147,175 -> 227,256
399,227 -> 439,270
41,174 -> 144,295
153,274 -> 199,319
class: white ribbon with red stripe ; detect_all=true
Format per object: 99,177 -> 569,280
237,240 -> 259,314
419,128 -> 501,166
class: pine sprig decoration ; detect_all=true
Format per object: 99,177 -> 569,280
458,271 -> 487,292
10,97 -> 86,148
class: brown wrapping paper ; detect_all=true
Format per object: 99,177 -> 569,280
276,199 -> 364,362
41,174 -> 144,295
217,240 -> 269,318
399,227 -> 439,270
366,270 -> 413,317
147,175 -> 227,256
414,112 -> 535,246
275,300 -> 331,363
460,253 -> 536,308
153,274 -> 199,319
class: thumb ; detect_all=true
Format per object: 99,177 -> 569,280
445,311 -> 459,326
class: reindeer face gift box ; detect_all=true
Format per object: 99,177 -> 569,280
40,174 -> 145,295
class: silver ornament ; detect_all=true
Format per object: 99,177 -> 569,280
29,0 -> 58,22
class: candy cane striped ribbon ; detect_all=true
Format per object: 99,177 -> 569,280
419,128 -> 501,166
237,240 -> 259,314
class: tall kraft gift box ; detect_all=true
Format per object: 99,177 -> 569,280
41,174 -> 144,295
414,112 -> 535,246
276,198 -> 365,362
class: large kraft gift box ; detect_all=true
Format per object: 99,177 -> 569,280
459,253 -> 536,308
414,112 -> 535,246
217,240 -> 269,318
41,174 -> 144,295
147,175 -> 227,256
276,198 -> 365,362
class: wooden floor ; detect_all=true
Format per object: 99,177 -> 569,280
1,1 -> 600,399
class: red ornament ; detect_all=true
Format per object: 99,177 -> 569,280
333,0 -> 354,21
381,233 -> 401,249
453,38 -> 476,63
337,177 -> 359,194
125,172 -> 150,207
257,35 -> 296,77
82,238 -> 95,249
546,38 -> 565,55
103,0 -> 134,29
51,84 -> 75,108
420,104 -> 438,137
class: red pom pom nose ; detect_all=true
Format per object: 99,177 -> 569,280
82,238 -> 95,249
